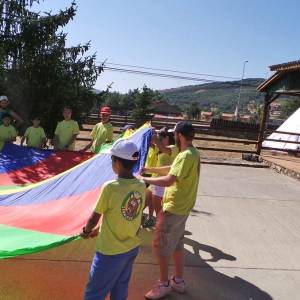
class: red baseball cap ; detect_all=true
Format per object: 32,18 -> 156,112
100,106 -> 111,115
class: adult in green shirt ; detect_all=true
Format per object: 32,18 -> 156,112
82,106 -> 113,153
139,121 -> 200,299
0,95 -> 23,127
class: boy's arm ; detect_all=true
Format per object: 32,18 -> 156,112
81,140 -> 93,152
40,137 -> 47,148
20,136 -> 26,146
21,128 -> 29,146
10,111 -> 23,127
53,135 -> 59,149
10,128 -> 17,143
106,126 -> 113,143
80,212 -> 101,238
81,124 -> 97,151
67,122 -> 80,149
143,165 -> 171,176
138,174 -> 176,187
66,134 -> 78,149
81,184 -> 109,238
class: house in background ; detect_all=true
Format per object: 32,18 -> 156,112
201,111 -> 214,121
152,101 -> 182,118
239,115 -> 252,122
221,113 -> 235,121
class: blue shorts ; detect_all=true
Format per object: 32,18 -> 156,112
84,246 -> 139,300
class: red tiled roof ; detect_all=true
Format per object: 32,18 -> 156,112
201,111 -> 213,116
152,101 -> 182,115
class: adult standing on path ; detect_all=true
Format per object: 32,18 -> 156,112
138,121 -> 200,299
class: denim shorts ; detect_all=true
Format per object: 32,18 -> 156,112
84,246 -> 139,300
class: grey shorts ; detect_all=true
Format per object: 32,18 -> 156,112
153,211 -> 188,256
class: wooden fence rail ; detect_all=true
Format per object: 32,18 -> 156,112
77,123 -> 258,154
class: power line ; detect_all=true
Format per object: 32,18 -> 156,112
99,61 -> 240,80
102,66 -> 216,83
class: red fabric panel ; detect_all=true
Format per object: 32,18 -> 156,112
0,151 -> 93,186
0,188 -> 100,236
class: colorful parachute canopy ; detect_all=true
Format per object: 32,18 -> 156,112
0,143 -> 93,188
0,127 -> 152,259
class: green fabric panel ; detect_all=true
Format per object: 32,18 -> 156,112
0,185 -> 26,192
0,224 -> 80,259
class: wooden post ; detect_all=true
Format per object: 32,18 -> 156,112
256,93 -> 271,155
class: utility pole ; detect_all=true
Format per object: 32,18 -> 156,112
235,60 -> 248,121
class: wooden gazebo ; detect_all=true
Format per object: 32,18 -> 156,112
256,60 -> 300,154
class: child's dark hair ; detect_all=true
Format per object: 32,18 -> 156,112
1,113 -> 11,120
112,152 -> 139,170
168,131 -> 175,145
63,106 -> 72,112
31,116 -> 41,121
158,127 -> 175,145
158,127 -> 168,139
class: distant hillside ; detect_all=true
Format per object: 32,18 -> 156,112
160,78 -> 265,113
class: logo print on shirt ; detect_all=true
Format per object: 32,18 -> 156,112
121,191 -> 142,221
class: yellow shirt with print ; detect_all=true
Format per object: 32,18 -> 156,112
0,125 -> 17,150
163,147 -> 200,215
54,120 -> 79,150
94,178 -> 146,255
24,126 -> 46,148
91,122 -> 113,153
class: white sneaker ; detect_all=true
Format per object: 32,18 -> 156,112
170,276 -> 186,293
144,281 -> 172,299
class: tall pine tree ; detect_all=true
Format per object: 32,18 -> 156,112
0,0 -> 102,135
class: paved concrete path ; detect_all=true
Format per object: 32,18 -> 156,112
1,165 -> 299,300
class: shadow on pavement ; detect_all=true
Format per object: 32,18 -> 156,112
140,229 -> 272,300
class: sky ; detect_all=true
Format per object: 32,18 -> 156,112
32,0 -> 300,93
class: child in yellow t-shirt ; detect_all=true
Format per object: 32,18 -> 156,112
80,139 -> 145,300
53,107 -> 79,150
82,106 -> 113,153
0,113 -> 17,151
150,127 -> 175,215
21,116 -> 46,148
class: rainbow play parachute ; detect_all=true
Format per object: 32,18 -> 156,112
0,126 -> 151,259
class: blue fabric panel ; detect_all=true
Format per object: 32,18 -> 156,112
0,128 -> 152,206
0,144 -> 53,174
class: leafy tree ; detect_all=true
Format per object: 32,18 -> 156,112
0,0 -> 102,135
131,85 -> 154,126
280,98 -> 300,119
253,105 -> 263,123
121,92 -> 135,116
103,92 -> 123,113
186,102 -> 200,119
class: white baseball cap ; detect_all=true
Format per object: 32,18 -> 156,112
0,95 -> 8,102
110,139 -> 139,161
